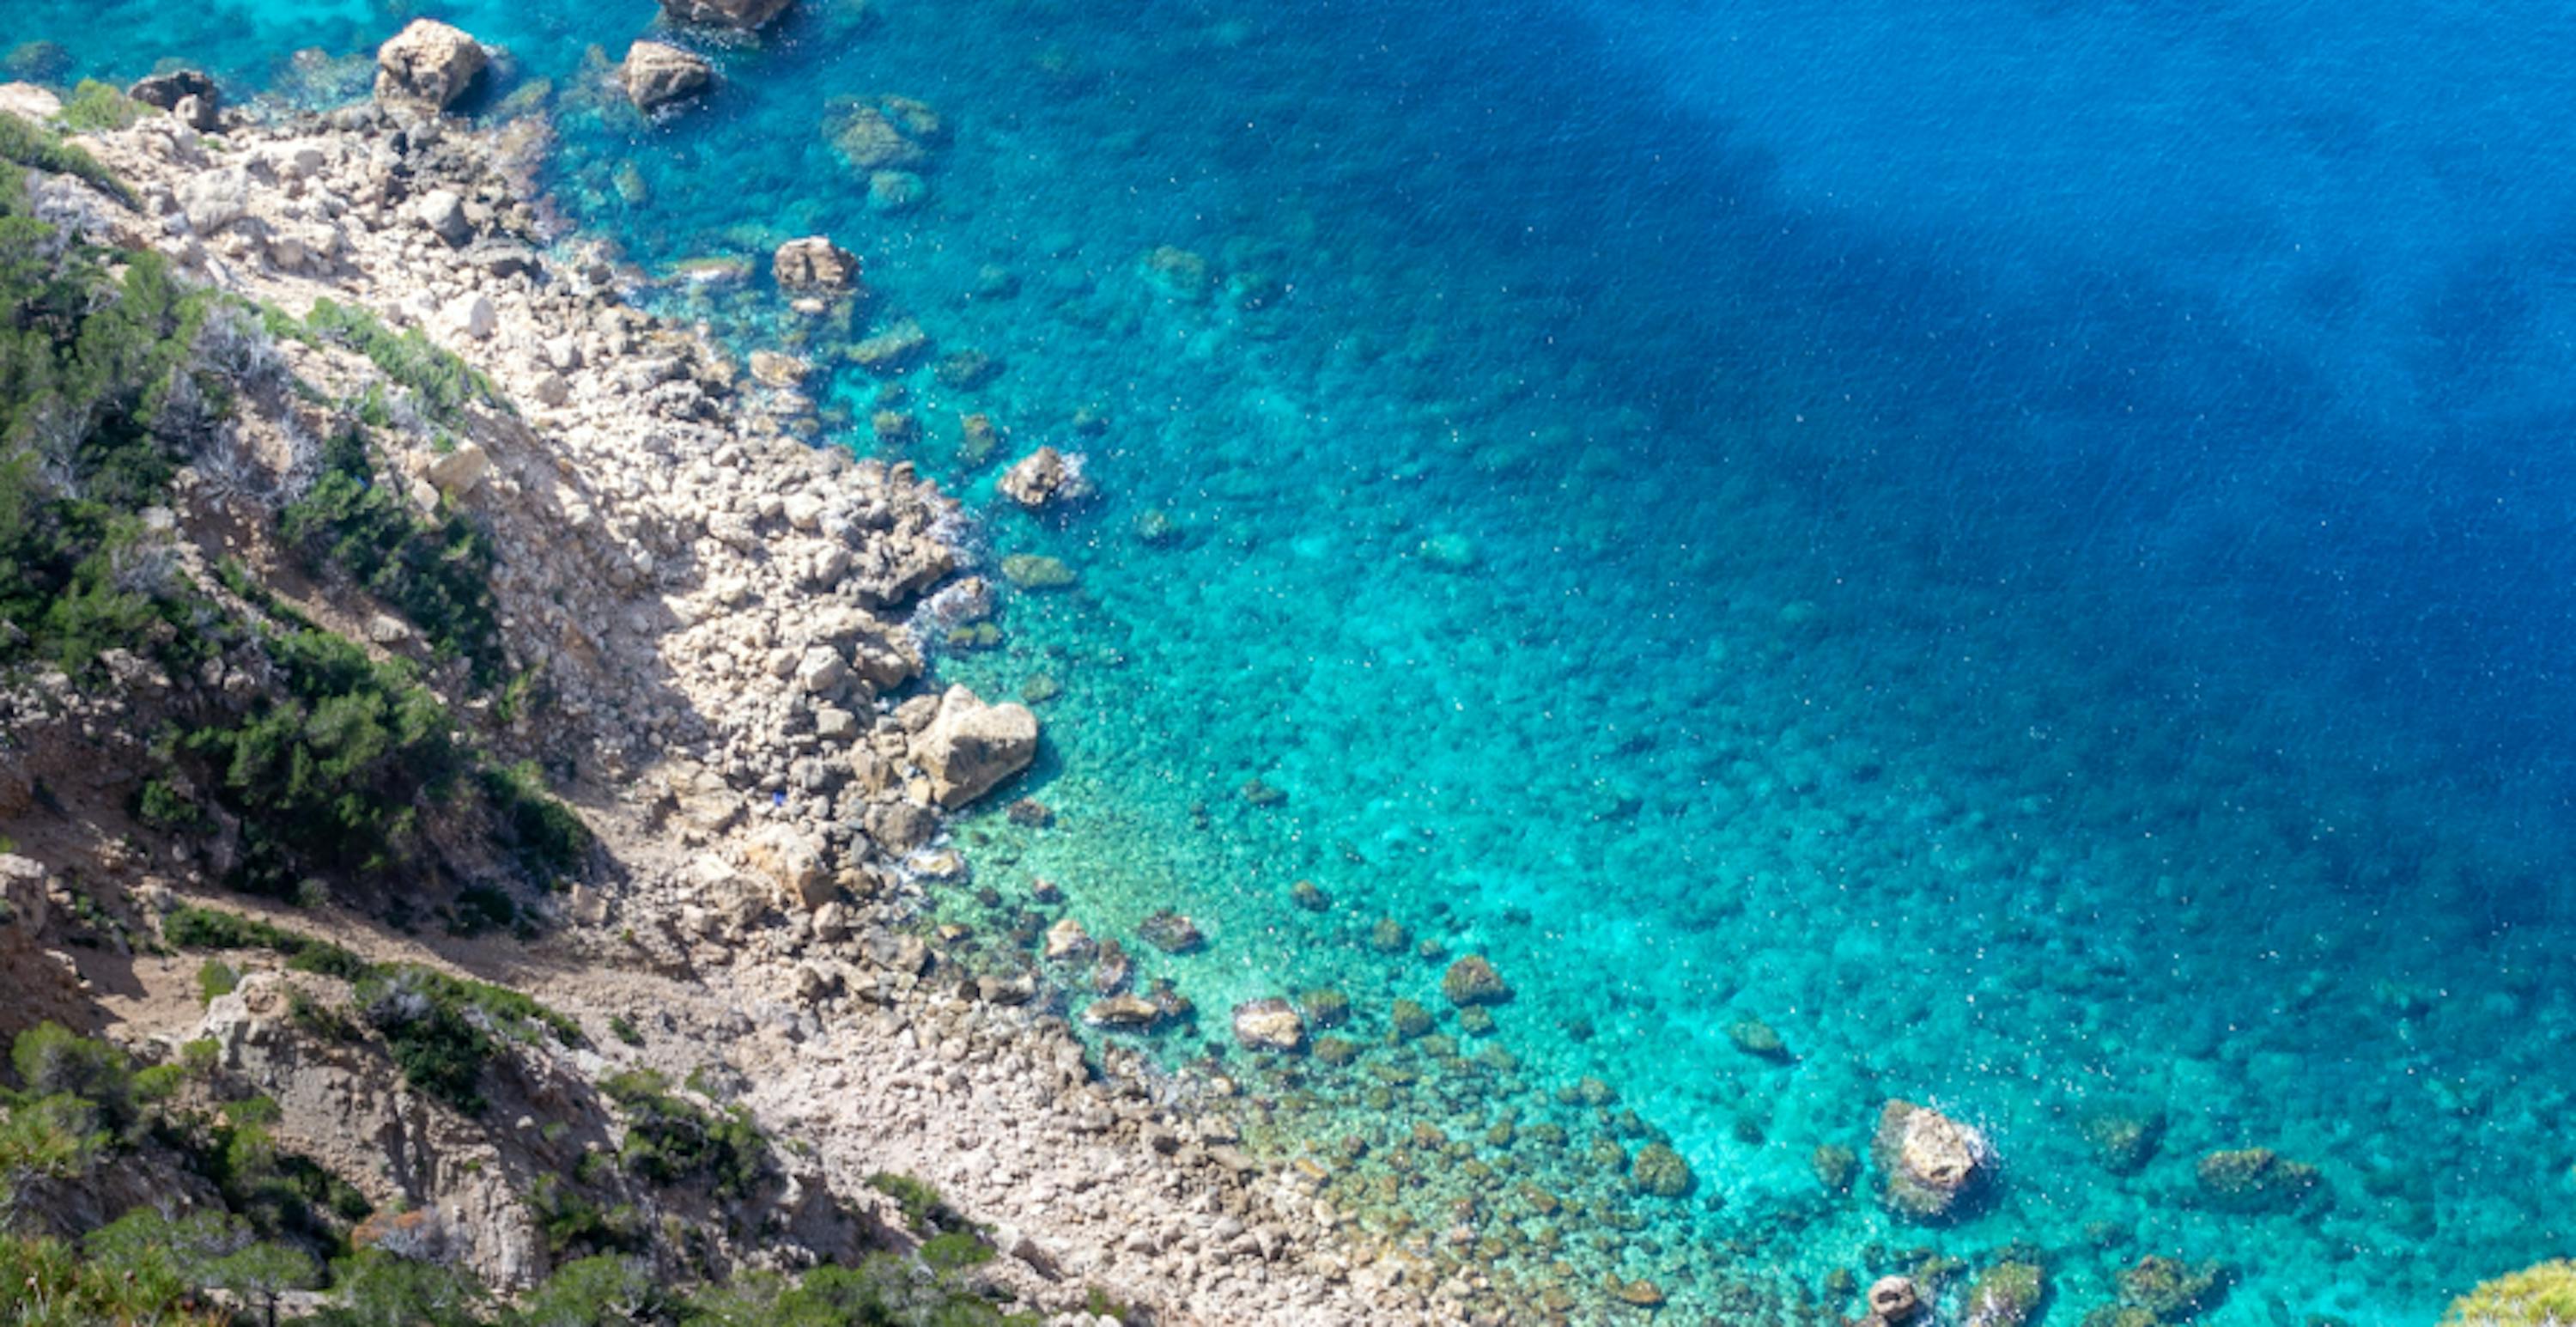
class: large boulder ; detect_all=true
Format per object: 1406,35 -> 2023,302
744,825 -> 832,910
773,236 -> 860,292
127,70 -> 220,130
374,20 -> 487,113
908,685 -> 1037,808
660,0 -> 794,30
1871,1099 -> 1992,1220
623,41 -> 713,112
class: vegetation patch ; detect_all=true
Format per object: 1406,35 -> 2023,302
600,1069 -> 771,1201
0,107 -> 134,204
271,296 -> 503,429
280,427 -> 504,685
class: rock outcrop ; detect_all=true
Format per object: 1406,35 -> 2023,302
623,41 -> 714,112
908,685 -> 1037,808
1871,1099 -> 1992,1220
374,19 -> 488,113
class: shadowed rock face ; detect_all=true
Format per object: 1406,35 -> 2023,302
659,0 -> 794,31
374,19 -> 485,112
623,41 -> 714,113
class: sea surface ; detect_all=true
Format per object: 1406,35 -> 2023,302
10,0 -> 2576,1319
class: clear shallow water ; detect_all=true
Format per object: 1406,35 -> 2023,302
16,0 -> 2576,1319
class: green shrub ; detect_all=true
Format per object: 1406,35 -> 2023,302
527,1174 -> 642,1260
601,1069 -> 770,1200
917,1232 -> 995,1273
608,1014 -> 643,1047
279,428 -> 503,685
285,985 -> 362,1042
194,958 -> 238,1004
164,904 -> 368,979
0,1230 -> 228,1324
448,882 -> 516,936
10,1021 -> 134,1125
183,629 -> 459,887
137,776 -> 207,832
866,1172 -> 965,1234
289,297 -> 503,428
304,1248 -> 487,1327
359,969 -> 494,1116
55,80 -> 147,133
682,1254 -> 1038,1326
0,224 -> 226,679
0,109 -> 134,205
481,760 -> 592,885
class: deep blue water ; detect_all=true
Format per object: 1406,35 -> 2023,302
11,0 -> 2576,1318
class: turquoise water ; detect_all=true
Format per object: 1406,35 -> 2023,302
17,0 -> 2576,1318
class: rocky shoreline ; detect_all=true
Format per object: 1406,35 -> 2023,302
0,32 -> 1468,1326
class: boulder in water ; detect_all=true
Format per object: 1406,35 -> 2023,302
623,41 -> 713,113
997,447 -> 1093,511
374,19 -> 487,113
1230,999 -> 1306,1052
660,0 -> 793,30
908,685 -> 1037,809
1871,1099 -> 1992,1220
773,236 -> 861,292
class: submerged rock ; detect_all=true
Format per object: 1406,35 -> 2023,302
623,41 -> 713,112
1961,1261 -> 2046,1327
1000,554 -> 1075,590
1230,999 -> 1305,1052
2115,1256 -> 2227,1321
1812,1143 -> 1859,1194
849,318 -> 929,372
1728,1016 -> 1792,1062
1440,954 -> 1511,1007
1138,910 -> 1203,954
374,19 -> 486,113
1871,1099 -> 1993,1221
1629,1141 -> 1695,1198
2079,1104 -> 2166,1176
908,685 -> 1038,808
2193,1147 -> 2321,1214
1082,994 -> 1164,1032
660,0 -> 793,30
